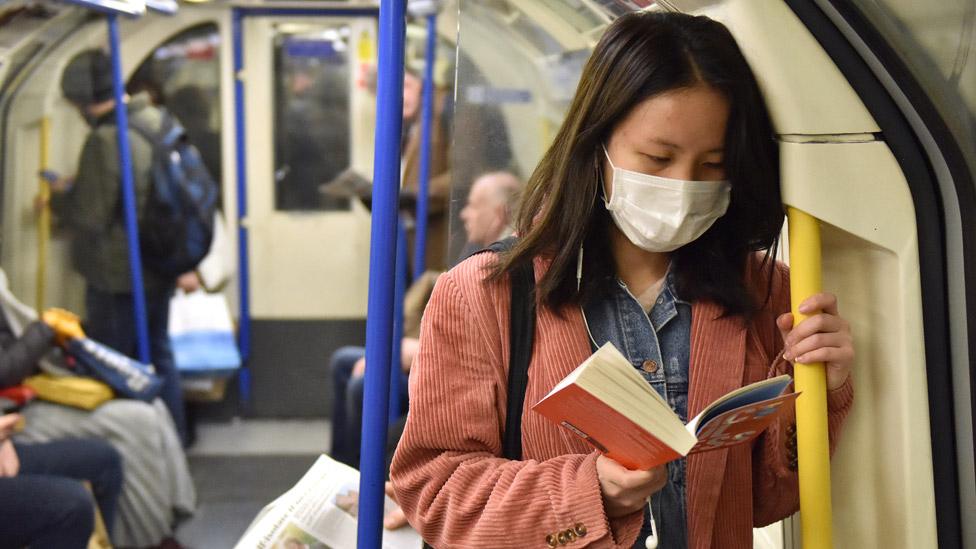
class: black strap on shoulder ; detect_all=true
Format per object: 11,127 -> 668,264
481,237 -> 536,460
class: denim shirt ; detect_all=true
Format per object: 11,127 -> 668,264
582,272 -> 691,549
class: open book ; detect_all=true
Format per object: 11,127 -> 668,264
533,342 -> 798,470
235,454 -> 423,549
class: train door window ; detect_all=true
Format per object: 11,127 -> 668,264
127,24 -> 223,190
273,24 -> 352,212
849,1 -> 975,177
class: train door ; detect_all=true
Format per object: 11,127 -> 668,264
237,10 -> 377,416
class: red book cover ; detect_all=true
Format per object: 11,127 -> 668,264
533,383 -> 683,470
532,343 -> 796,470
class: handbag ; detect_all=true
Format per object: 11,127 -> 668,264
66,338 -> 164,402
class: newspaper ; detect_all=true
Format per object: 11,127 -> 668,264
235,455 -> 424,549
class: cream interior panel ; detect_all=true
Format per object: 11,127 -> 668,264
781,141 -> 936,548
1,20 -> 115,314
243,17 -> 371,320
682,0 -> 879,135
2,9 -> 234,314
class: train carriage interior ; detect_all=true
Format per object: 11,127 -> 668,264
0,0 -> 973,547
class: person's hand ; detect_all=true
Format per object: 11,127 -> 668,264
0,439 -> 19,477
351,356 -> 366,378
177,271 -> 202,293
777,292 -> 854,391
33,192 -> 50,215
0,414 -> 22,440
383,481 -> 409,530
596,455 -> 667,518
42,308 -> 85,346
48,175 -> 74,193
400,338 -> 420,373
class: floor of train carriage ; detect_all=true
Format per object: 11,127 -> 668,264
175,419 -> 332,548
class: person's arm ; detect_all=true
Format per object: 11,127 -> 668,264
390,266 -> 643,548
51,131 -> 120,233
751,263 -> 854,526
0,321 -> 55,389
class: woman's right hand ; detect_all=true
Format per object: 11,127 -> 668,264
596,454 -> 667,518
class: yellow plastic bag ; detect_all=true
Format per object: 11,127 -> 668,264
24,374 -> 114,410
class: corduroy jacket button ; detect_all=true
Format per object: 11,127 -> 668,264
546,533 -> 558,548
565,529 -> 578,542
574,523 -> 587,536
557,531 -> 569,545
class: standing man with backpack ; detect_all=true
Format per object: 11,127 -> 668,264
45,49 -> 216,446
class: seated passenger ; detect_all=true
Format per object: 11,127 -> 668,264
0,413 -> 123,548
0,269 -> 195,548
457,171 -> 523,259
329,171 -> 523,468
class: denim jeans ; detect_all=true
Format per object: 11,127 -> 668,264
84,285 -> 188,446
329,346 -> 409,469
0,438 -> 124,548
582,274 -> 691,549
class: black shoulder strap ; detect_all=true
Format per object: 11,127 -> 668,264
482,236 -> 536,460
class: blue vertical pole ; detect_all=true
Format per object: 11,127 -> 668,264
412,12 -> 437,280
232,8 -> 253,404
358,0 -> 406,546
107,14 -> 150,364
389,221 -> 407,422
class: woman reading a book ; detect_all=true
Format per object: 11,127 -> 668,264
390,11 -> 854,549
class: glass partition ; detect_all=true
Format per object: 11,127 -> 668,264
447,0 -> 597,264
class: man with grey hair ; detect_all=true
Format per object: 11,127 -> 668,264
458,171 -> 523,258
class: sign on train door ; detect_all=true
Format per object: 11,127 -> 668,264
239,13 -> 377,416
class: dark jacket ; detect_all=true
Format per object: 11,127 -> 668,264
0,312 -> 54,389
51,93 -> 174,294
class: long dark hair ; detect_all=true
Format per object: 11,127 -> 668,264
491,11 -> 783,318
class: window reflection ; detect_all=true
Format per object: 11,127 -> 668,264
273,25 -> 353,211
128,24 -> 223,191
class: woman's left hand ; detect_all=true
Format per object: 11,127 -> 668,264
776,292 -> 854,391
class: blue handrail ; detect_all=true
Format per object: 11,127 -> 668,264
231,8 -> 253,404
412,12 -> 437,280
389,220 -> 407,422
357,0 -> 406,546
107,14 -> 151,364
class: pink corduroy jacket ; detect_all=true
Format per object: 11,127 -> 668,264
390,252 -> 853,548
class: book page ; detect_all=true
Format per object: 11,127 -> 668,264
574,343 -> 687,447
235,455 -> 423,549
688,375 -> 792,431
689,392 -> 799,453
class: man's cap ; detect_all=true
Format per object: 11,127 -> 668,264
61,49 -> 114,106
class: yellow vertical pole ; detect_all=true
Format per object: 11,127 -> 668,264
787,206 -> 833,548
36,117 -> 51,313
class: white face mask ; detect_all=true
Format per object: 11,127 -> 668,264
602,146 -> 731,252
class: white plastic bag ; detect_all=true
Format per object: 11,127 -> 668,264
168,290 -> 241,376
